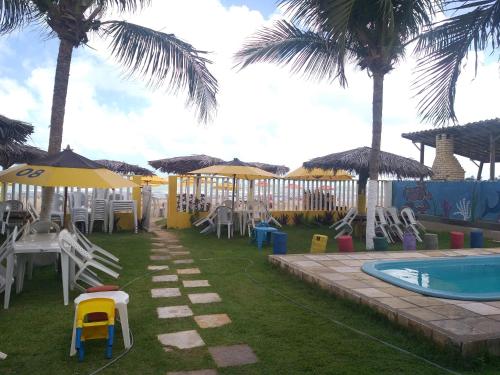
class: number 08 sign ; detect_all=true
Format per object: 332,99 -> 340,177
15,168 -> 45,178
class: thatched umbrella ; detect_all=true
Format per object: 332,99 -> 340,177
0,144 -> 47,169
304,147 -> 432,210
149,154 -> 289,175
95,159 -> 153,176
149,154 -> 225,175
0,114 -> 33,144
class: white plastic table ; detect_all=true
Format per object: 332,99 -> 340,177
69,291 -> 131,356
4,233 -> 70,309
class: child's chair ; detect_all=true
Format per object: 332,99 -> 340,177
75,298 -> 115,361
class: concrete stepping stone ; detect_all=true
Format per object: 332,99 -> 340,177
188,293 -> 221,304
194,314 -> 231,329
208,344 -> 258,367
170,251 -> 191,256
167,245 -> 184,249
174,259 -> 194,264
150,255 -> 170,261
148,265 -> 169,271
177,268 -> 201,275
167,370 -> 217,375
158,330 -> 205,350
151,249 -> 170,254
153,274 -> 179,282
151,288 -> 181,298
157,305 -> 193,319
183,280 -> 210,288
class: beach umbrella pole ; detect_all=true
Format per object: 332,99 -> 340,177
63,187 -> 68,228
231,174 -> 236,224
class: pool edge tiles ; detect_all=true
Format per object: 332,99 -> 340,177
362,255 -> 500,302
269,249 -> 500,357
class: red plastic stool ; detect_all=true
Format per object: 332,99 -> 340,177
450,231 -> 464,249
337,235 -> 354,252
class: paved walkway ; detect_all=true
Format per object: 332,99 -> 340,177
149,225 -> 258,374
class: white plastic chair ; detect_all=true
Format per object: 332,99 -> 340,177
400,207 -> 425,242
193,208 -> 217,234
1,229 -> 16,308
26,220 -> 61,277
0,202 -> 10,235
27,202 -> 39,222
89,199 -> 108,233
375,207 -> 393,243
58,230 -> 119,292
245,200 -> 265,237
330,207 -> 357,239
69,192 -> 89,234
216,206 -> 233,239
385,207 -> 404,241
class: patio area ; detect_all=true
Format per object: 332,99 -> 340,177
270,248 -> 500,357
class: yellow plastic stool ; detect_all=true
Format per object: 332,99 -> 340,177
310,234 -> 328,253
75,298 -> 115,361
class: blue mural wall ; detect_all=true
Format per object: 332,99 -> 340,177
392,181 -> 500,223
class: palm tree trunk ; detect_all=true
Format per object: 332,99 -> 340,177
40,39 -> 74,220
365,71 -> 384,250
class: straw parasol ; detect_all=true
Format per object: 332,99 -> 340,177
149,155 -> 224,175
149,154 -> 289,175
286,167 -> 352,180
0,144 -> 47,170
95,159 -> 153,176
189,158 -> 277,215
0,114 -> 33,144
304,147 -> 432,210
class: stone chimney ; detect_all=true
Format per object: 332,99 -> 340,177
431,134 -> 465,180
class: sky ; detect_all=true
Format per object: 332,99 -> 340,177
0,0 -> 499,178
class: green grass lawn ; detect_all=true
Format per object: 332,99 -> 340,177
1,226 -> 500,374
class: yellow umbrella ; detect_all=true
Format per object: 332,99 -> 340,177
189,158 -> 277,213
286,167 -> 352,180
141,175 -> 168,186
0,146 -> 137,224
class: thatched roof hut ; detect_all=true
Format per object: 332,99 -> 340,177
149,154 -> 289,175
0,114 -> 33,144
0,144 -> 47,169
95,159 -> 153,176
304,147 -> 432,193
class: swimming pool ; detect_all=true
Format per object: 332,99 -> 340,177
362,255 -> 500,301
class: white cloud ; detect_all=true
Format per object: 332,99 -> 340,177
0,0 -> 499,179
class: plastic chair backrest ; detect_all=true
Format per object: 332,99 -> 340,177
77,298 -> 115,327
386,207 -> 402,225
375,207 -> 388,225
5,200 -> 23,211
344,207 -> 357,224
401,207 -> 417,225
221,200 -> 233,208
216,206 -> 232,225
52,194 -> 64,211
70,191 -> 87,208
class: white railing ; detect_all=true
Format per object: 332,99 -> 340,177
174,176 -> 391,213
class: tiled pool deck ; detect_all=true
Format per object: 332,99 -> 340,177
269,248 -> 500,356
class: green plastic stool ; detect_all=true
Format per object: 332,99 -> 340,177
373,236 -> 389,251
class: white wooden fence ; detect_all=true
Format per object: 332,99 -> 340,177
174,176 -> 391,213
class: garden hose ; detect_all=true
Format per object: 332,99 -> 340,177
198,256 -> 463,375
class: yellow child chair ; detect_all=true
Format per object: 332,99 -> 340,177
75,298 -> 115,361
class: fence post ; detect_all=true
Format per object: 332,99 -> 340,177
167,176 -> 178,228
131,175 -> 143,220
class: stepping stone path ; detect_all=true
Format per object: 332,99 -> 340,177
153,275 -> 179,283
194,314 -> 231,329
188,293 -> 221,304
149,226 -> 257,372
208,345 -> 258,367
183,280 -> 210,288
173,259 -> 194,264
151,288 -> 181,298
177,268 -> 201,275
158,305 -> 193,319
158,330 -> 205,349
148,265 -> 169,271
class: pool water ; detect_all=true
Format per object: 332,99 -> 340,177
362,256 -> 500,301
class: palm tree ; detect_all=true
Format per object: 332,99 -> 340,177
235,0 -> 438,249
0,0 -> 218,217
413,0 -> 500,125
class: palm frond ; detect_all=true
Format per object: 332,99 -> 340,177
101,21 -> 217,123
0,0 -> 37,34
234,20 -> 347,85
413,1 -> 498,125
93,0 -> 150,13
0,114 -> 33,144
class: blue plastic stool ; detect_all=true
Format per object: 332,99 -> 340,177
254,227 -> 278,251
470,230 -> 484,248
272,232 -> 287,254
